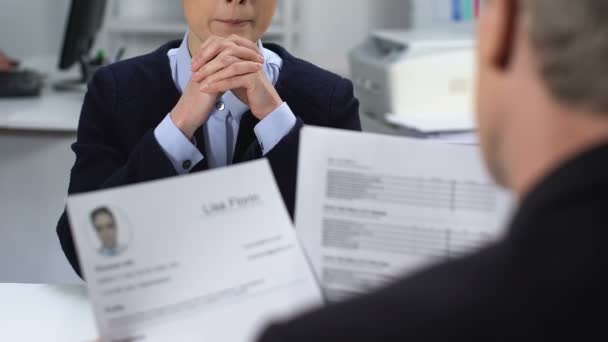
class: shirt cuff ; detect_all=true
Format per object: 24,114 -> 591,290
254,102 -> 297,155
154,114 -> 205,174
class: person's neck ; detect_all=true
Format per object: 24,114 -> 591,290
508,102 -> 608,198
187,32 -> 203,57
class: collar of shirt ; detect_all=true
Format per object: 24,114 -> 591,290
168,32 -> 283,123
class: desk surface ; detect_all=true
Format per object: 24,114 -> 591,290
0,283 -> 97,341
0,56 -> 83,133
0,89 -> 83,132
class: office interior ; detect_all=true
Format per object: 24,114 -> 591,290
0,0 -> 479,339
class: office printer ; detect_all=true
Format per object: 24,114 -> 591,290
349,30 -> 476,133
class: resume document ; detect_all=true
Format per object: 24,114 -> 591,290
67,160 -> 322,342
295,127 -> 513,302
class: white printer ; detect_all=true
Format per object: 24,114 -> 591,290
349,30 -> 476,133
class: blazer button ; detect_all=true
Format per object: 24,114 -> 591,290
183,160 -> 192,170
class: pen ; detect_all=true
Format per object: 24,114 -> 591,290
113,46 -> 126,63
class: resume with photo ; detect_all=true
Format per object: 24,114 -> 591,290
67,160 -> 323,342
296,127 -> 513,302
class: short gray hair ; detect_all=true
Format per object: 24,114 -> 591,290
522,0 -> 608,113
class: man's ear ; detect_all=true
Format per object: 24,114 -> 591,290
483,0 -> 519,70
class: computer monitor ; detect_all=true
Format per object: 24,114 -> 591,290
55,0 -> 108,91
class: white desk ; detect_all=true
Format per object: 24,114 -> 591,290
0,89 -> 81,131
0,55 -> 81,132
0,56 -> 83,284
0,283 -> 96,342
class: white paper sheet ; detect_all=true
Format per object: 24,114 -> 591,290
67,160 -> 322,342
385,111 -> 475,133
296,127 -> 512,302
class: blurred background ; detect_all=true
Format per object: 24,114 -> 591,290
0,0 -> 478,284
0,0 -> 477,73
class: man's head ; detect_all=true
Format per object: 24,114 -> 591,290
91,207 -> 118,249
183,0 -> 277,47
476,0 -> 608,194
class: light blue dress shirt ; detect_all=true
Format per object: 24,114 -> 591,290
154,33 -> 297,173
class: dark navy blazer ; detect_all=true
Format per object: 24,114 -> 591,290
56,40 -> 361,277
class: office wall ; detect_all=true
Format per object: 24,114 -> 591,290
296,0 -> 411,75
0,0 -> 70,58
0,0 -> 410,73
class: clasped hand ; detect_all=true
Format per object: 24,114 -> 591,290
171,35 -> 283,139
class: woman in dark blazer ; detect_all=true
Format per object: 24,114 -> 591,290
56,0 -> 361,276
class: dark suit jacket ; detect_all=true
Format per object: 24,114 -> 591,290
258,143 -> 608,341
56,41 -> 361,277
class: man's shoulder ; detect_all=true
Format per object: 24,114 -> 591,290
91,40 -> 180,100
384,241 -> 517,315
82,41 -> 182,137
260,242 -> 519,341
